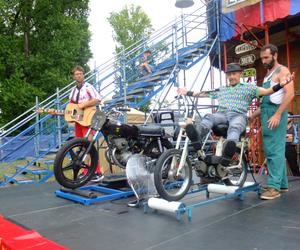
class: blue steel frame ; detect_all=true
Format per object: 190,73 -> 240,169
144,182 -> 261,222
55,185 -> 134,206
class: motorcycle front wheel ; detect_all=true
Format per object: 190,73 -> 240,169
54,138 -> 98,189
154,149 -> 192,201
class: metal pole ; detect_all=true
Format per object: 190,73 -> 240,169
121,46 -> 128,123
260,0 -> 264,25
223,42 -> 227,72
173,18 -> 180,113
210,66 -> 215,113
216,0 -> 222,86
284,19 -> 293,111
174,21 -> 179,70
34,96 -> 40,157
93,61 -> 101,94
223,42 -> 228,86
264,23 -> 269,44
56,88 -> 62,147
285,19 -> 291,70
181,13 -> 187,88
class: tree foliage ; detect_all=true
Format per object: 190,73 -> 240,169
0,0 -> 92,125
107,4 -> 153,54
107,5 -> 154,110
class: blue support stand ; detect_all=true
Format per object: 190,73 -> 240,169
177,182 -> 261,222
55,185 -> 134,205
145,182 -> 261,222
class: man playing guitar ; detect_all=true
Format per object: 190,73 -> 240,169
69,65 -> 103,181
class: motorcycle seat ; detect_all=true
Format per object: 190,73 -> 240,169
137,125 -> 165,136
212,123 -> 246,138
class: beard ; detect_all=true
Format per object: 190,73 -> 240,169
263,57 -> 275,69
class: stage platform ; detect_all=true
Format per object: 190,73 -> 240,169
1,176 -> 300,250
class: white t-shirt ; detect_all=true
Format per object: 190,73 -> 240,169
69,82 -> 101,104
269,80 -> 284,104
264,67 -> 284,105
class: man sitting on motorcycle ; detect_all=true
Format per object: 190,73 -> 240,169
177,63 -> 294,166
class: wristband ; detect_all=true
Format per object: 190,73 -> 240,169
186,91 -> 194,97
272,83 -> 283,92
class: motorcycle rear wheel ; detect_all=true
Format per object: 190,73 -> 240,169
54,138 -> 98,189
222,153 -> 247,187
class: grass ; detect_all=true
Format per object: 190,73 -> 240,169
0,159 -> 56,185
0,148 -> 126,188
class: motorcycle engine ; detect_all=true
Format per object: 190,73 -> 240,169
107,138 -> 131,169
112,138 -> 128,150
207,165 -> 217,177
216,164 -> 228,178
111,147 -> 133,169
194,160 -> 207,177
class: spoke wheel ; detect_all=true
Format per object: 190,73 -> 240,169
154,149 -> 192,201
54,138 -> 98,189
222,151 -> 247,187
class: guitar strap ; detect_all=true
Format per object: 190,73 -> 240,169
71,82 -> 91,104
75,83 -> 84,104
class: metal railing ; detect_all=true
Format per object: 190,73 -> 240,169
0,1 -> 219,185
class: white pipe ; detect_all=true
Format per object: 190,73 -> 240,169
207,184 -> 238,194
148,197 -> 185,213
207,182 -> 255,194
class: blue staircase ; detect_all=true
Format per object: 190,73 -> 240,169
0,1 -> 220,186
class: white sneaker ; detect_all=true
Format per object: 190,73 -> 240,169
90,174 -> 104,182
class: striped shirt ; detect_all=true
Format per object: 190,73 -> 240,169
69,82 -> 101,104
209,82 -> 259,114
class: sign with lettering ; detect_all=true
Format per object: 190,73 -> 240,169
235,40 -> 258,55
242,68 -> 256,78
222,0 -> 261,13
225,0 -> 247,7
239,54 -> 256,66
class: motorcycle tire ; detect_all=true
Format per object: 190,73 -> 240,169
223,152 -> 247,187
154,149 -> 192,201
54,138 -> 98,189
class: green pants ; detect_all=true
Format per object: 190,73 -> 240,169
261,105 -> 288,190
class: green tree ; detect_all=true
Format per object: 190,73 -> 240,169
0,0 -> 92,125
107,4 -> 154,110
108,4 -> 153,54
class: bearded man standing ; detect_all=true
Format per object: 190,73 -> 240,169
250,44 -> 295,200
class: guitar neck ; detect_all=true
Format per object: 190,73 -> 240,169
37,104 -> 95,126
38,108 -> 65,116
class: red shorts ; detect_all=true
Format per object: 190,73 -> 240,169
74,123 -> 101,174
74,123 -> 90,138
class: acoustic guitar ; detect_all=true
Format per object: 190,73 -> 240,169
37,103 -> 96,127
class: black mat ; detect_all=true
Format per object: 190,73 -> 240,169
1,176 -> 300,250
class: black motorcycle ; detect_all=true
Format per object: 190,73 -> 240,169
53,109 -> 173,189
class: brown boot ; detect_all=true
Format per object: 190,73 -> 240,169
260,188 -> 281,200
